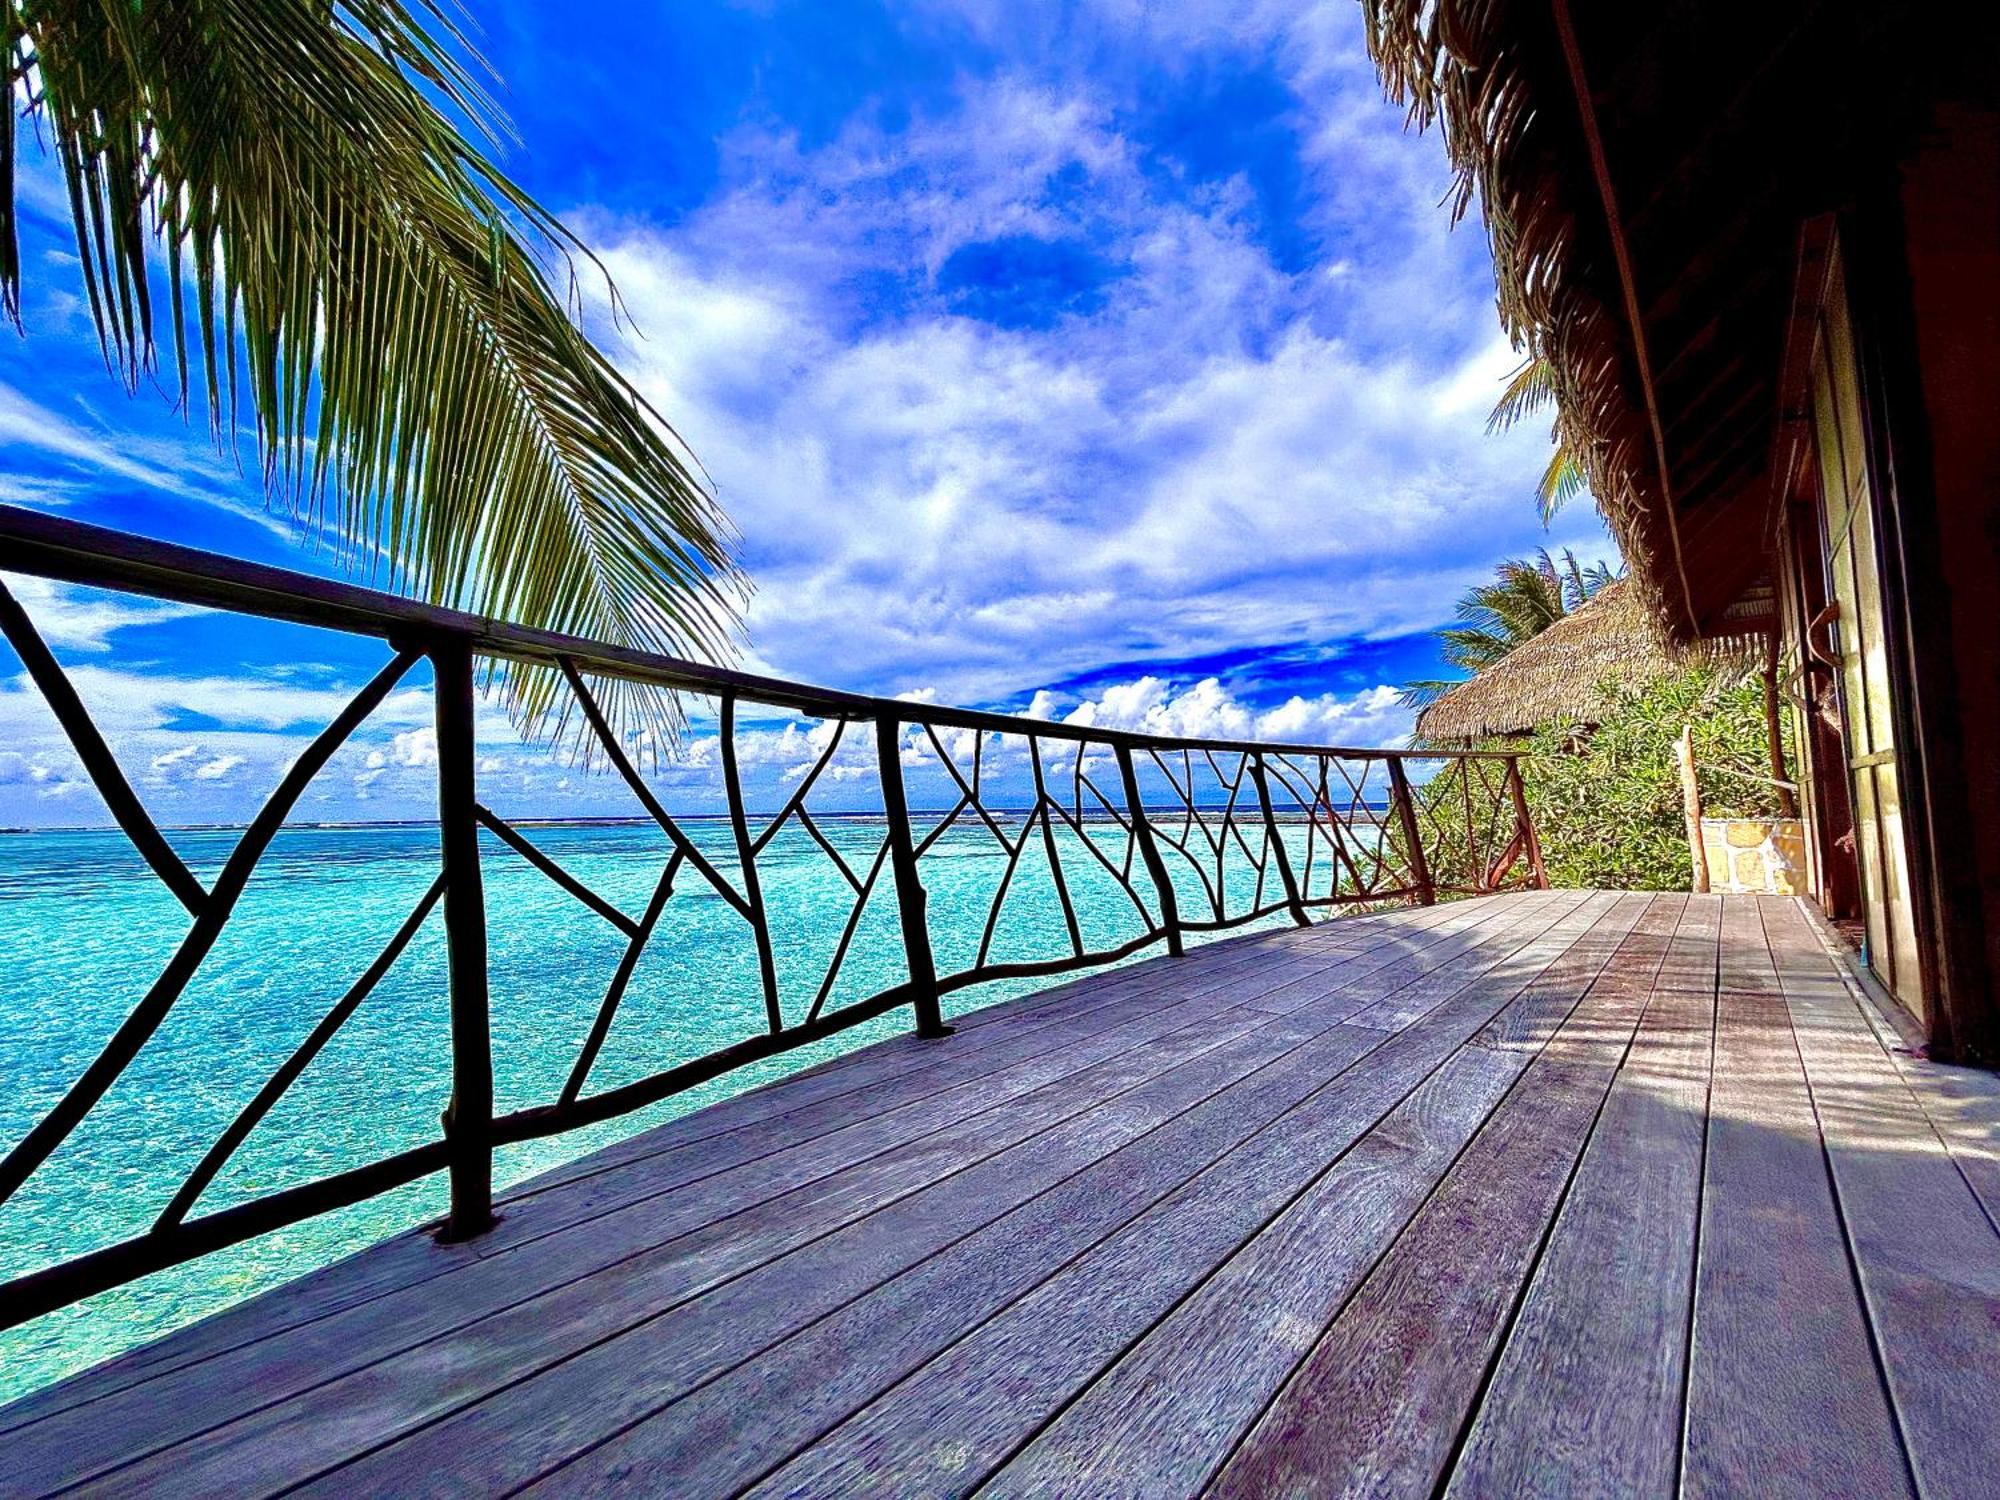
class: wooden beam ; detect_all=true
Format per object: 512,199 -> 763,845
1551,0 -> 1700,638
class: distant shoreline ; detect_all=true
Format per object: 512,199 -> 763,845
1,804 -> 1391,837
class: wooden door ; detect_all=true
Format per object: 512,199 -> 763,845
1809,256 -> 1924,1015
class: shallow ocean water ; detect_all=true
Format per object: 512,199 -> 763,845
0,816 -> 1296,1402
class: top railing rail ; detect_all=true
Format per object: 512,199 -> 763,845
0,503 -> 1544,1331
0,504 -> 1511,762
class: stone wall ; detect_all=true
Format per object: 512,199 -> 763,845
1701,818 -> 1807,895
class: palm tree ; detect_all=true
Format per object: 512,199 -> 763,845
1489,357 -> 1588,524
1399,549 -> 1616,709
2,1 -> 741,731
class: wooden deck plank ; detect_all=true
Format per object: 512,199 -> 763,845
730,896 -> 1635,1500
10,1004 -> 1291,1495
44,897 -> 1582,1496
396,898 -> 1625,1500
490,896 -> 1623,1500
1880,1046 -> 2000,1239
1444,897 -> 1717,1498
1201,895 -> 1685,1500
971,895 -> 1658,1500
1764,897 -> 2000,1500
11,904 -> 1488,1448
1680,898 -> 1911,1500
3,915 -> 1400,1425
5,892 -> 1973,1500
163,894 -> 1582,1499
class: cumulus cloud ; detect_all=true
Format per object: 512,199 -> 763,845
567,6 -> 1613,712
191,754 -> 245,782
2,574 -> 199,653
363,726 -> 438,771
1037,675 -> 1411,749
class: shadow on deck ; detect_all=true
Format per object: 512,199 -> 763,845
3,890 -> 1997,1498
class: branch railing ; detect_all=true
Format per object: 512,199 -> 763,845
0,504 -> 1543,1327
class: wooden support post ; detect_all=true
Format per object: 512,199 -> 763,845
719,694 -> 783,1035
1763,629 -> 1800,819
1249,753 -> 1311,927
1117,745 -> 1183,956
1678,723 -> 1712,895
432,639 -> 495,1241
1387,756 -> 1435,906
1506,755 -> 1549,888
876,716 -> 950,1039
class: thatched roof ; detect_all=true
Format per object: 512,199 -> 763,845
1361,1 -> 1947,648
1414,582 -> 1668,742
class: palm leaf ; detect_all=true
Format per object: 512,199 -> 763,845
1485,356 -> 1556,435
1396,679 -> 1459,711
2,0 -> 743,740
1537,446 -> 1589,523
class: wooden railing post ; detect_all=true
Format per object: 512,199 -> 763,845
431,638 -> 495,1240
1387,755 -> 1435,906
1116,745 -> 1183,956
1249,753 -> 1311,928
1506,754 -> 1549,889
876,716 -> 951,1039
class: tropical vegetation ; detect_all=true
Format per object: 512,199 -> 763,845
1,0 -> 741,728
1517,669 -> 1793,889
1398,547 -> 1617,710
1405,667 -> 1794,893
1489,356 -> 1587,524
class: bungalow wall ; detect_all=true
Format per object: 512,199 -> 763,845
1776,97 -> 2000,1061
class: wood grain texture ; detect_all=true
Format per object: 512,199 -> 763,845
298,991 -> 1412,1496
1680,899 -> 1911,1500
1202,895 -> 1680,1500
46,899 -> 1579,1497
1,917 -> 1368,1428
1764,896 -> 2000,1500
523,900 -> 1628,1500
983,1045 -> 1529,1500
8,894 -> 1990,1500
739,897 -> 1619,1500
977,900 -> 1648,1500
1446,902 -> 1713,1498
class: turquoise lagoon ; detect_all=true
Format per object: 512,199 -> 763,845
0,816 -> 1300,1401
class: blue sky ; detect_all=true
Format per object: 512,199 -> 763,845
0,0 -> 1615,826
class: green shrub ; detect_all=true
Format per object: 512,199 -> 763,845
1515,667 -> 1792,890
1398,667 -> 1791,893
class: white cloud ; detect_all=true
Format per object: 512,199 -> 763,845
150,744 -> 200,774
1,664 -> 433,737
2,574 -> 200,652
385,726 -> 438,768
0,385 -> 287,536
565,16 -> 1613,711
1043,674 -> 1411,749
191,754 -> 244,782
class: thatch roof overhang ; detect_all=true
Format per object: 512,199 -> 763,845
1362,0 -> 1948,647
1414,581 -> 1673,741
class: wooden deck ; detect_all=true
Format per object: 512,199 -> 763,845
4,890 -> 1999,1498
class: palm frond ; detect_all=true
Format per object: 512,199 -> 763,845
1485,356 -> 1557,435
1405,545 -> 1601,707
3,0 -> 744,739
1396,679 -> 1459,711
1537,445 -> 1589,524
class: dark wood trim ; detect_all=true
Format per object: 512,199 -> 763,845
1842,185 -> 1996,1061
1551,0 -> 1700,636
0,503 -> 1510,767
876,715 -> 949,1039
433,641 -> 496,1240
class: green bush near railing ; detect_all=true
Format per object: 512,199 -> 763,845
1436,667 -> 1795,892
